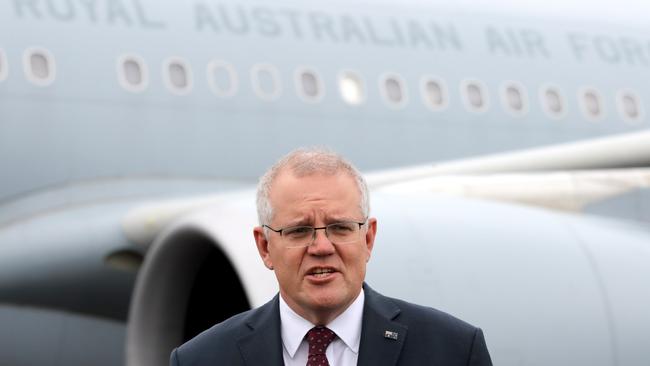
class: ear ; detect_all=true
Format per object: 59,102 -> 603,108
253,226 -> 274,270
364,217 -> 377,262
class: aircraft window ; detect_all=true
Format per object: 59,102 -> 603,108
301,72 -> 318,97
380,74 -> 408,108
251,63 -> 282,100
295,68 -> 324,102
125,61 -> 142,84
468,85 -> 482,107
617,90 -> 643,123
420,77 -> 448,111
163,58 -> 193,95
169,63 -> 187,88
23,47 -> 56,86
30,54 -> 48,79
117,55 -> 148,93
540,86 -> 566,118
338,71 -> 365,106
501,81 -> 528,116
207,60 -> 238,97
0,49 -> 7,81
461,80 -> 488,112
507,87 -> 522,110
579,88 -> 604,120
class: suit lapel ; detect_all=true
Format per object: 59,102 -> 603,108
357,284 -> 408,366
236,295 -> 285,366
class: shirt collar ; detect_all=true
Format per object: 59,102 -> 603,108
279,289 -> 365,357
327,289 -> 364,353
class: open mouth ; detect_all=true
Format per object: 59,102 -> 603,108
308,267 -> 336,278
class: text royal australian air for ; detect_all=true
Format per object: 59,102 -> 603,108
11,0 -> 650,67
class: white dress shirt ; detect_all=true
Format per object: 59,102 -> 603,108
279,289 -> 365,366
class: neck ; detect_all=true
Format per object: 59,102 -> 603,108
279,290 -> 362,326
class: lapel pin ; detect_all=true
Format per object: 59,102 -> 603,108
384,330 -> 399,340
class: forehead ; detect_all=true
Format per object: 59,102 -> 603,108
269,171 -> 360,219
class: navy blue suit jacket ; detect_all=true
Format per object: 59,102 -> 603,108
170,284 -> 492,365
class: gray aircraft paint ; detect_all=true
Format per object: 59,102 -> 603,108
0,305 -> 125,366
1,0 -> 649,204
10,1 -> 650,65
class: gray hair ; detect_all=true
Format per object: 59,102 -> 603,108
256,147 -> 370,225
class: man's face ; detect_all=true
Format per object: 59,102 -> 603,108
254,171 -> 377,324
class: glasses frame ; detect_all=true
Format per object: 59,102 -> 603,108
262,220 -> 367,248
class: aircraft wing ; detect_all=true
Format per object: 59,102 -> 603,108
366,131 -> 650,220
120,131 -> 650,249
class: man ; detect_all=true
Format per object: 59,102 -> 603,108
170,148 -> 492,365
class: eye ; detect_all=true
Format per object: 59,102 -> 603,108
328,223 -> 355,233
283,226 -> 313,238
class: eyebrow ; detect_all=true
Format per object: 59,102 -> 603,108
326,215 -> 361,223
280,217 -> 312,227
282,215 -> 361,227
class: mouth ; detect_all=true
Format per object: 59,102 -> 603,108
306,267 -> 338,279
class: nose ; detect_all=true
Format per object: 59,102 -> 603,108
307,228 -> 335,255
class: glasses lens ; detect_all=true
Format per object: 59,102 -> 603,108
279,222 -> 363,248
326,222 -> 360,244
282,226 -> 314,248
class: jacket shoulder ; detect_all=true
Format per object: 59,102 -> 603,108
390,296 -> 478,337
362,285 -> 492,366
368,290 -> 491,365
184,309 -> 251,347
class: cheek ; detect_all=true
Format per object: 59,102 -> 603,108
356,259 -> 368,277
343,249 -> 368,277
362,245 -> 370,257
273,249 -> 305,272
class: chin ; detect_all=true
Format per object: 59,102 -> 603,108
308,292 -> 348,311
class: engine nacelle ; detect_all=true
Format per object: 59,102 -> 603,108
125,194 -> 277,366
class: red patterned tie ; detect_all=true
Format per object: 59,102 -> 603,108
306,326 -> 336,366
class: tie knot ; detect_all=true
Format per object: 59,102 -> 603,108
306,326 -> 336,357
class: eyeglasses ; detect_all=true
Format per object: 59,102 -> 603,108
263,220 -> 366,248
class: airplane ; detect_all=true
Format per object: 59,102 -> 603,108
1,0 -> 649,365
